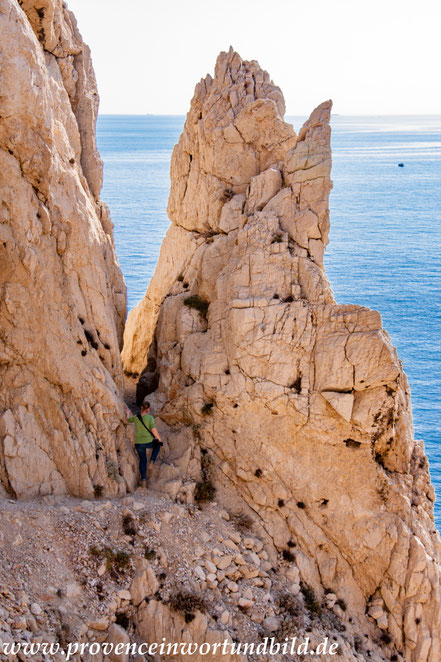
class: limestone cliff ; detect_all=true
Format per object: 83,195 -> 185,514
0,0 -> 136,498
123,49 -> 441,660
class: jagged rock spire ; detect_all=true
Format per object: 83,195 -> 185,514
123,49 -> 441,660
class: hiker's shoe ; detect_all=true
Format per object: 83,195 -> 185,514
138,479 -> 147,489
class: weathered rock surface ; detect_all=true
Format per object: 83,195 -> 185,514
0,0 -> 136,498
123,48 -> 441,660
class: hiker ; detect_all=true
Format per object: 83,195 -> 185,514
126,398 -> 163,488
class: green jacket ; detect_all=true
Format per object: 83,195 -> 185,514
128,414 -> 155,445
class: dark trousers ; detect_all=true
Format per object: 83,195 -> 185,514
135,443 -> 150,479
135,441 -> 161,479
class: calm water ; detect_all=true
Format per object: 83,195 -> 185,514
97,114 -> 441,527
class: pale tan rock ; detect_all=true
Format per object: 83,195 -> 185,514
129,562 -> 158,606
0,0 -> 136,498
136,599 -> 245,662
123,47 -> 441,660
88,616 -> 109,631
105,623 -> 130,662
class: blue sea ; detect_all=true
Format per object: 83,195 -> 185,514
97,114 -> 441,528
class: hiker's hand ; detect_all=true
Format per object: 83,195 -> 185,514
125,405 -> 131,418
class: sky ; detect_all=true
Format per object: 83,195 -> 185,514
67,0 -> 441,116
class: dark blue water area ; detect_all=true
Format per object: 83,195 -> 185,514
97,114 -> 441,527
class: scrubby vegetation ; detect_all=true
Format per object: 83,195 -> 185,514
194,451 -> 216,503
300,582 -> 321,615
231,511 -> 253,531
184,295 -> 209,318
168,591 -> 208,623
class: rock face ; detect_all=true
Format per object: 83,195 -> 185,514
123,48 -> 441,660
0,0 -> 136,498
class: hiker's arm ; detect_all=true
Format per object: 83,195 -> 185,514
126,406 -> 136,423
152,427 -> 161,442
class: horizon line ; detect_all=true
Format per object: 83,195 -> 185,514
97,112 -> 441,117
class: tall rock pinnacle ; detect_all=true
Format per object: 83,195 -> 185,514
0,0 -> 136,498
123,48 -> 441,659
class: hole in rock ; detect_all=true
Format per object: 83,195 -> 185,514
344,439 -> 361,449
84,329 -> 99,350
278,499 -> 285,507
297,501 -> 306,509
115,613 -> 130,629
221,188 -> 234,202
290,376 -> 302,393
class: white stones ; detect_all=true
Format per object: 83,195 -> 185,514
160,511 -> 173,524
325,593 -> 337,608
285,566 -> 299,583
204,559 -> 217,574
368,605 -> 384,620
376,612 -> 389,630
206,573 -> 217,589
117,590 -> 131,601
88,617 -> 109,631
234,554 -> 247,566
262,616 -> 280,632
216,555 -> 234,570
194,565 -> 206,581
290,583 -> 301,596
223,539 -> 239,553
219,610 -> 231,625
30,603 -> 42,616
11,616 -> 27,631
